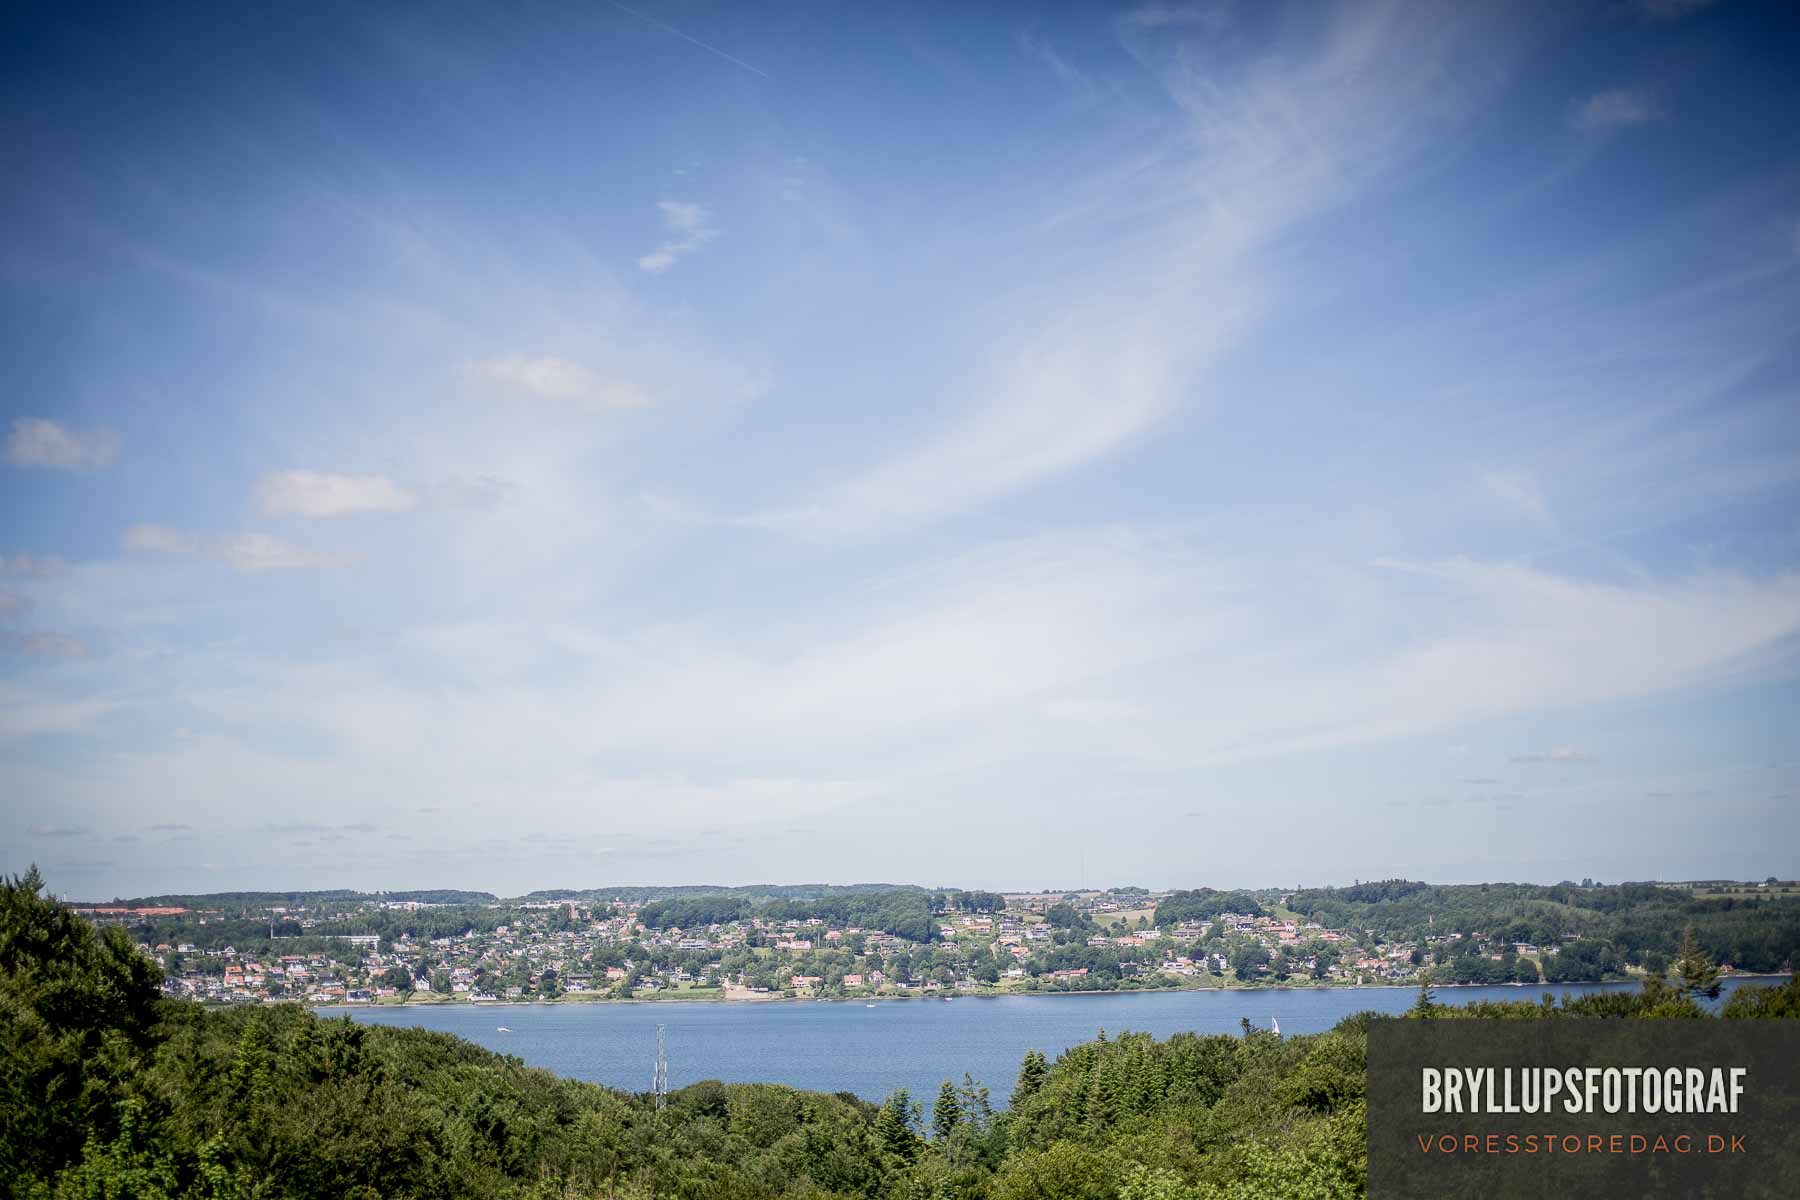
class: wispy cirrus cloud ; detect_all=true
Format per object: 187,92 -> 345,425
87,537 -> 1800,809
5,417 -> 120,470
1017,27 -> 1094,98
256,821 -> 378,835
1122,3 -> 1211,29
122,525 -> 351,572
0,685 -> 114,739
28,823 -> 88,837
1480,470 -> 1554,527
756,2 -> 1525,536
637,200 -> 717,273
472,355 -> 651,410
604,0 -> 767,78
424,476 -> 515,511
1572,88 -> 1661,131
256,471 -> 417,517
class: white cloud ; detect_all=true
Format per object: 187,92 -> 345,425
0,685 -> 113,739
16,521 -> 1800,887
1350,559 -> 1800,749
759,281 -> 1258,534
256,470 -> 417,517
103,532 -> 1800,798
472,355 -> 651,410
1511,747 -> 1591,764
637,199 -> 717,273
1572,89 -> 1661,132
1480,469 -> 1554,527
121,525 -> 195,555
219,533 -> 353,572
122,524 -> 351,572
5,417 -> 121,470
1123,3 -> 1208,29
425,475 -> 515,511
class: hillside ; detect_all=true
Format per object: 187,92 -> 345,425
6,868 -> 1796,1199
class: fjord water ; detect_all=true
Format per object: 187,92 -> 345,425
338,978 -> 1776,1105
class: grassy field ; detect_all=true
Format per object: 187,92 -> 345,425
655,985 -> 725,1000
1093,907 -> 1157,929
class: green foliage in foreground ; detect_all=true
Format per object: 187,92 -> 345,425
5,868 -> 1797,1200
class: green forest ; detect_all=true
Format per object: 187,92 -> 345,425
636,890 -> 939,943
5,868 -> 1797,1200
1288,879 -> 1800,976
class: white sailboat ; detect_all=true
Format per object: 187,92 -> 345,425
1270,1015 -> 1280,1038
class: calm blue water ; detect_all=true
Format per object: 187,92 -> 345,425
336,977 -> 1783,1105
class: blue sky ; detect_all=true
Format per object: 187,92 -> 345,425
3,0 -> 1798,899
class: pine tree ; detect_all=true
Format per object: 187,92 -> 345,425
1084,1058 -> 1118,1131
955,1073 -> 992,1133
1013,1050 -> 1048,1104
228,1015 -> 272,1106
1410,983 -> 1438,1018
1675,925 -> 1721,1000
875,1089 -> 920,1164
932,1079 -> 962,1141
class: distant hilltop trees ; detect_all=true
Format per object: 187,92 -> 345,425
1154,889 -> 1267,923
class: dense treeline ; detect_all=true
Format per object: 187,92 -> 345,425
1153,890 -> 1266,924
947,890 -> 1008,914
1289,880 -> 1800,976
9,868 -> 1798,1199
1331,879 -> 1429,905
762,891 -> 938,943
114,890 -> 498,909
637,895 -> 755,929
636,889 -> 937,941
126,904 -> 511,956
109,884 -> 927,912
526,883 -> 926,904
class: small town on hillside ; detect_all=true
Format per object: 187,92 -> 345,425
69,879 -> 1790,1008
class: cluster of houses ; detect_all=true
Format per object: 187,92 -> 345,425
133,889 -> 1462,1006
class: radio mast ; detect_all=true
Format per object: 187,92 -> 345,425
653,1023 -> 668,1112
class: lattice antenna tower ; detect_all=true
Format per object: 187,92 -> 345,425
653,1023 -> 668,1112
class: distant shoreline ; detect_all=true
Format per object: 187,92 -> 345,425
294,973 -> 1790,1013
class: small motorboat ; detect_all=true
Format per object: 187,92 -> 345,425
496,1026 -> 512,1032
